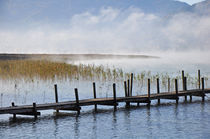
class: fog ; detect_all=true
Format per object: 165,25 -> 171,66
0,7 -> 210,55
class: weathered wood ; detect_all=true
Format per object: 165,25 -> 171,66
74,88 -> 80,114
126,80 -> 130,107
127,79 -> 130,97
33,103 -> 37,119
15,112 -> 41,116
198,70 -> 201,89
130,73 -> 133,97
202,78 -> 205,101
184,77 -> 187,101
124,81 -> 128,97
113,83 -> 117,110
168,78 -> 170,92
175,79 -> 179,104
54,84 -> 59,113
157,78 -> 160,105
1,88 -> 210,117
148,79 -> 151,105
59,107 -> 81,111
182,70 -> 185,90
11,102 -> 16,119
93,82 -> 97,112
184,77 -> 187,91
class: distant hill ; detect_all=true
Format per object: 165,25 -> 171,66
0,0 -> 192,28
192,0 -> 210,15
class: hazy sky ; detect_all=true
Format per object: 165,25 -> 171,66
178,0 -> 205,5
0,0 -> 209,54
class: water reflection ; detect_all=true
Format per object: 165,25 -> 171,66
92,113 -> 97,139
53,117 -> 58,138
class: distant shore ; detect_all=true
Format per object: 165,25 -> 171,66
0,53 -> 159,61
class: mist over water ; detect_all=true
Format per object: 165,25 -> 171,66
1,7 -> 210,55
1,1 -> 210,139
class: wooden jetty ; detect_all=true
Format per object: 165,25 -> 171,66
0,70 -> 210,119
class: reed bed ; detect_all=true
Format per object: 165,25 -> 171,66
0,60 -> 207,89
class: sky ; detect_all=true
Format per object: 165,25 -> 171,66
0,0 -> 210,54
178,0 -> 205,5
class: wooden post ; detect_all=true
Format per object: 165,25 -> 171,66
190,76 -> 192,101
168,78 -> 170,92
11,102 -> 16,119
182,70 -> 185,91
74,88 -> 80,115
124,81 -> 130,107
127,79 -> 130,97
157,78 -> 160,105
202,78 -> 205,102
54,84 -> 59,113
124,81 -> 128,97
184,77 -> 187,101
33,103 -> 37,119
148,79 -> 151,105
113,83 -> 117,110
184,77 -> 187,91
175,79 -> 179,104
198,70 -> 201,89
130,73 -> 133,97
93,82 -> 97,112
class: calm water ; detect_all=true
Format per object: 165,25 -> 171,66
0,54 -> 210,139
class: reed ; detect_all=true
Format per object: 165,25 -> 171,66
0,60 -> 208,90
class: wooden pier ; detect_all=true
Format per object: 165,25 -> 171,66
0,70 -> 210,119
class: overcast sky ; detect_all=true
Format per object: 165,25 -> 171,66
0,0 -> 209,54
178,0 -> 204,5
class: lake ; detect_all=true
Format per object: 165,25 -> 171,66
0,53 -> 210,139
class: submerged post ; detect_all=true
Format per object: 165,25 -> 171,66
33,103 -> 37,119
198,70 -> 201,89
54,84 -> 59,113
11,102 -> 16,119
202,78 -> 205,102
75,88 -> 80,114
148,79 -> 151,105
157,78 -> 160,105
130,73 -> 133,97
175,79 -> 179,104
113,83 -> 117,110
93,82 -> 97,112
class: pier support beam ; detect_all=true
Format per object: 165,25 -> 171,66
130,73 -> 133,97
75,88 -> 81,115
54,84 -> 59,113
168,78 -> 170,92
175,79 -> 179,104
33,103 -> 38,119
113,83 -> 117,111
93,82 -> 97,112
198,70 -> 201,89
124,81 -> 130,107
202,78 -> 205,102
157,78 -> 160,105
147,79 -> 151,106
184,77 -> 187,101
11,102 -> 16,119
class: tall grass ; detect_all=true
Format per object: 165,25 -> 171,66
0,60 -> 207,90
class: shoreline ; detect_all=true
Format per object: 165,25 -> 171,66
0,53 -> 159,61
